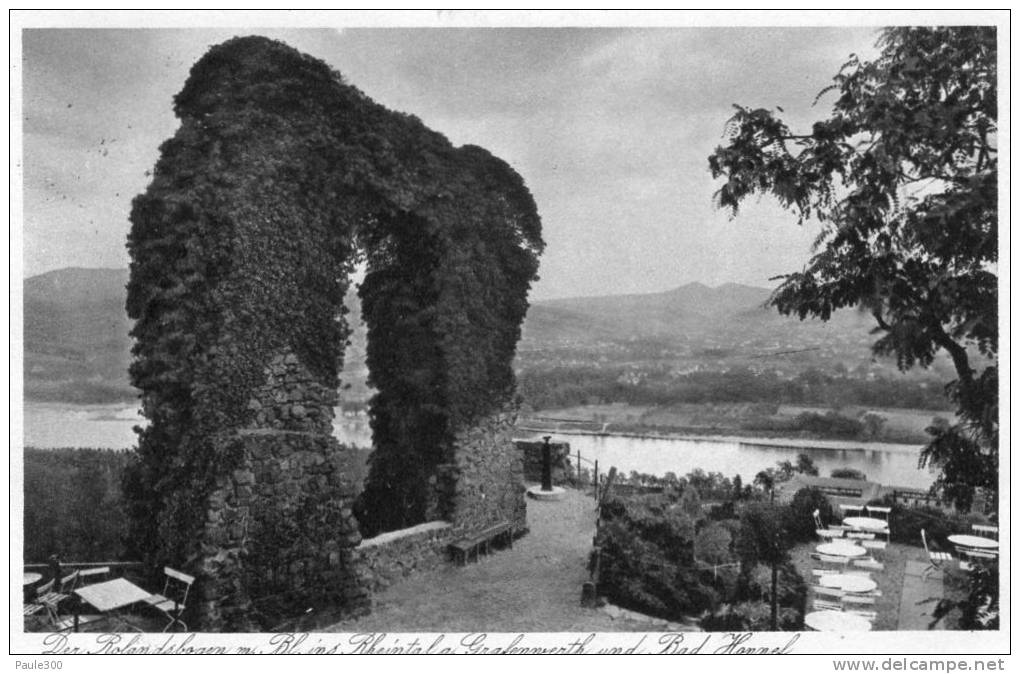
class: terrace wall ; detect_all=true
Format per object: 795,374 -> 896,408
354,521 -> 454,592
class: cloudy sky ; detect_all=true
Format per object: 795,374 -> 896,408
17,18 -> 889,300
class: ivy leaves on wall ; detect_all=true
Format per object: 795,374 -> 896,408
125,35 -> 543,559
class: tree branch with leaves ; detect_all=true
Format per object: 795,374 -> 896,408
708,26 -> 998,510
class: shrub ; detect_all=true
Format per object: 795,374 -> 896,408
879,502 -> 979,547
597,494 -> 720,620
831,467 -> 867,480
702,601 -> 802,632
931,561 -> 999,630
24,448 -> 131,562
706,501 -> 738,521
794,411 -> 864,437
735,502 -> 789,568
784,488 -> 835,542
739,562 -> 808,621
695,522 -> 734,565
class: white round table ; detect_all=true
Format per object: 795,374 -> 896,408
804,611 -> 872,631
820,574 -> 877,594
843,516 -> 888,531
948,535 -> 998,549
817,542 -> 868,558
23,572 -> 42,585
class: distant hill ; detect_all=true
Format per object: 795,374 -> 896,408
22,268 -> 918,404
520,281 -> 877,357
525,282 -> 775,340
21,267 -> 371,404
23,268 -> 136,403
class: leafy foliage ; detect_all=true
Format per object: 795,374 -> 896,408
596,478 -> 809,628
831,467 -> 867,480
708,27 -> 998,509
126,35 -> 543,561
518,364 -> 951,414
930,561 -> 998,630
784,487 -> 836,542
736,502 -> 789,568
24,448 -> 131,563
873,500 -> 981,547
701,600 -> 802,632
596,494 -> 720,619
753,453 -> 819,497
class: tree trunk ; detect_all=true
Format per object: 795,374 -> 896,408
770,561 -> 779,631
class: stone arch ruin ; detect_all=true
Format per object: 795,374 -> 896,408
124,36 -> 542,630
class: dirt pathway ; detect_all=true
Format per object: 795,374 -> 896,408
325,489 -> 653,632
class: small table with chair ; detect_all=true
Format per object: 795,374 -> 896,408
73,577 -> 152,632
947,534 -> 998,571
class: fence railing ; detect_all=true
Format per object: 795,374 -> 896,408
581,466 -> 616,608
24,560 -> 144,573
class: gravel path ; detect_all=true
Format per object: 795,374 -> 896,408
325,488 -> 654,632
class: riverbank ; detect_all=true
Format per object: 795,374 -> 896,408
519,402 -> 938,447
515,423 -> 923,454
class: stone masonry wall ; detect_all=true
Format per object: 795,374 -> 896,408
438,412 -> 527,535
515,440 -> 573,485
197,355 -> 530,628
353,521 -> 454,592
196,350 -> 369,630
247,352 -> 338,434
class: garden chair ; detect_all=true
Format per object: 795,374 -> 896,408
78,566 -> 110,585
839,503 -> 863,519
861,539 -> 887,551
844,569 -> 872,578
24,579 -> 54,619
145,567 -> 195,632
842,594 -> 878,621
852,558 -> 884,571
865,506 -> 892,541
811,586 -> 844,612
36,571 -> 78,623
813,510 -> 842,540
847,531 -> 876,540
865,505 -> 891,521
921,529 -> 952,580
972,524 -> 998,540
813,553 -> 850,568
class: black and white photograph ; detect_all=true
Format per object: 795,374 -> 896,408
10,9 -> 1009,663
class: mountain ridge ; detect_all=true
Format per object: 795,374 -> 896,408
22,267 -> 881,404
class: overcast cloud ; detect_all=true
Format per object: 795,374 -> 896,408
19,24 -> 883,299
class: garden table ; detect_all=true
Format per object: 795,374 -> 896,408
23,572 -> 42,585
819,574 -> 877,594
843,517 -> 888,532
949,534 -> 998,571
947,535 -> 998,550
816,542 -> 868,558
74,578 -> 151,632
804,611 -> 872,631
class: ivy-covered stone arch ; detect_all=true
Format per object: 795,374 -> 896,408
124,36 -> 542,629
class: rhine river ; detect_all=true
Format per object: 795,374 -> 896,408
22,402 -> 933,489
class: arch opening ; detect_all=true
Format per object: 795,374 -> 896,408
124,36 -> 542,629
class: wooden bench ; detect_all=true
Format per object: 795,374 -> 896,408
449,522 -> 513,566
